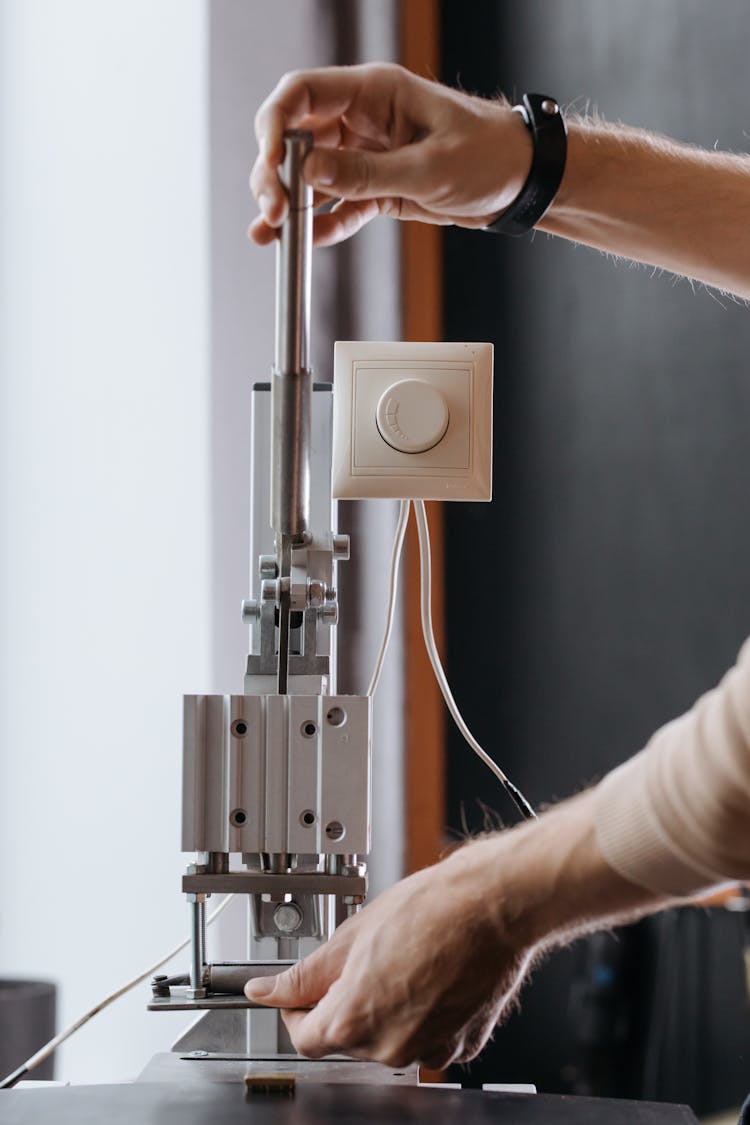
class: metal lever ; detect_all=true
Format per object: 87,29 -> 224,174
271,130 -> 313,543
271,130 -> 313,693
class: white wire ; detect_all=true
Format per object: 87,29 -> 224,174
413,498 -> 515,788
366,499 -> 411,697
4,893 -> 234,1085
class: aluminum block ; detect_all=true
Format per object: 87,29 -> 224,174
182,694 -> 371,855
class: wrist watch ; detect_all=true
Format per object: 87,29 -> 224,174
484,92 -> 567,237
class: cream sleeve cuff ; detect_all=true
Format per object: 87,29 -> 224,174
593,639 -> 750,898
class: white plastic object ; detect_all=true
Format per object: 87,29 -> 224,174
332,341 -> 493,501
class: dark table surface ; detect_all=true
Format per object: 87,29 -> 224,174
0,1080 -> 700,1124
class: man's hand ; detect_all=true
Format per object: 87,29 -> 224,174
244,845 -> 533,1068
249,62 -> 532,248
250,63 -> 750,296
245,793 -> 663,1067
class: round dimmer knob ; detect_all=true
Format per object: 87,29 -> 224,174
375,379 -> 449,454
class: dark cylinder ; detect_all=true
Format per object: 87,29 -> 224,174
0,980 -> 56,1081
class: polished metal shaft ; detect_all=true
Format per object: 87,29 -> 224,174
271,130 -> 313,541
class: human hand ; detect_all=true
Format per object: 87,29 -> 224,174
244,793 -> 663,1067
249,63 -> 532,247
243,841 -> 534,1068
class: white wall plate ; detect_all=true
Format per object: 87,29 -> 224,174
332,341 -> 493,501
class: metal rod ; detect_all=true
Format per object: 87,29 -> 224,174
189,898 -> 206,992
271,130 -> 313,542
277,546 -> 292,694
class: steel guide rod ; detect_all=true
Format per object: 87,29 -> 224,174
271,130 -> 313,694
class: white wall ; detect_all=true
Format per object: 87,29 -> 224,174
0,0 -> 210,1082
0,0 -> 405,1084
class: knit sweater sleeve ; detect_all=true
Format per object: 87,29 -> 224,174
593,638 -> 750,897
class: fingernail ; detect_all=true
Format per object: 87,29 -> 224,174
305,151 -> 336,187
245,977 -> 272,998
258,192 -> 273,221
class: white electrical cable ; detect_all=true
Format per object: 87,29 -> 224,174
366,499 -> 411,697
0,893 -> 234,1089
413,499 -> 535,819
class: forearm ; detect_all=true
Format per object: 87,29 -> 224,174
539,121 -> 750,299
450,790 -> 671,956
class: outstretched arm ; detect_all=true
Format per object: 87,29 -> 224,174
246,635 -> 750,1066
250,63 -> 750,298
246,791 -> 667,1068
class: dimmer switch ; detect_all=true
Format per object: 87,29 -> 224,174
332,340 -> 493,501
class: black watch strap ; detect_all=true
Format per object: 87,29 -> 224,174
485,93 -> 567,237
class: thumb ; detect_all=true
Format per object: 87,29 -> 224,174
244,939 -> 347,1008
304,144 -> 427,202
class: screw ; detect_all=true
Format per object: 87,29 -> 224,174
541,98 -> 559,115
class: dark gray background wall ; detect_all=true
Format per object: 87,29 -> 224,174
441,0 -> 750,1112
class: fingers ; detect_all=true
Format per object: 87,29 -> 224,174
243,954 -> 327,1010
312,199 -> 384,247
244,921 -> 356,1008
254,63 -> 408,163
280,1006 -> 338,1060
303,144 -> 428,202
247,199 -> 378,249
252,142 -> 426,235
250,117 -> 388,234
251,63 -> 405,227
280,982 -> 372,1061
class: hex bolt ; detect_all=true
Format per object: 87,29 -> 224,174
273,901 -> 304,934
306,578 -> 326,607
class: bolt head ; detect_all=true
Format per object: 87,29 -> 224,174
319,602 -> 338,626
332,534 -> 350,561
261,579 -> 278,603
306,578 -> 326,608
259,554 -> 277,579
241,599 -> 260,623
541,98 -> 559,116
273,901 -> 304,934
